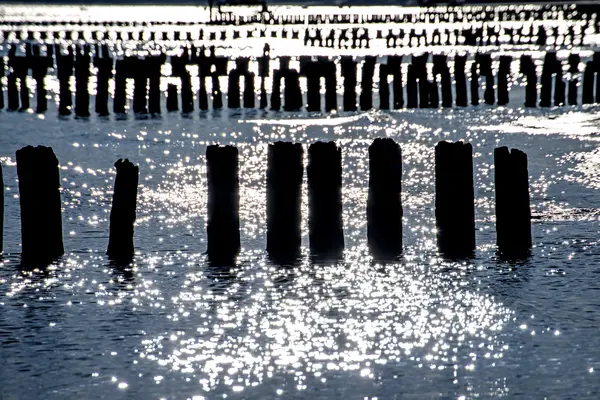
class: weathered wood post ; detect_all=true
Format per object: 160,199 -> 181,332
266,142 -> 304,263
494,147 -> 532,258
132,57 -> 148,114
435,141 -> 475,257
568,54 -> 580,106
206,145 -> 240,264
307,141 -> 344,260
148,54 -> 165,114
113,58 -> 129,114
455,55 -> 468,107
16,146 -> 64,264
93,44 -> 112,117
74,44 -> 91,117
107,159 -> 139,262
31,44 -> 50,114
379,62 -> 390,110
360,56 -> 376,110
56,45 -> 74,116
432,54 -> 452,107
520,55 -> 537,107
497,55 -> 512,106
341,56 -> 357,111
166,84 -> 178,112
368,138 -> 403,259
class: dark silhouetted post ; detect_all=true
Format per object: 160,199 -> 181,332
568,54 -> 580,106
56,45 -> 74,115
455,55 -> 468,107
113,58 -> 129,114
132,57 -> 148,114
379,63 -> 390,110
520,55 -> 537,107
107,159 -> 139,262
432,55 -> 452,107
259,44 -> 270,110
266,142 -> 304,262
435,141 -> 475,257
206,145 -> 240,264
0,57 -> 4,110
31,44 -> 50,114
166,84 -> 178,111
74,44 -> 91,117
360,56 -> 376,110
16,146 -> 64,264
94,44 -> 112,117
308,141 -> 344,260
388,55 -> 404,109
494,147 -> 532,258
407,64 -> 418,108
271,56 -> 302,111
497,55 -> 512,106
368,138 -> 403,259
341,56 -> 357,111
0,163 -> 3,252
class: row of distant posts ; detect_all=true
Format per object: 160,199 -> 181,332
6,139 -> 531,266
2,44 -> 600,115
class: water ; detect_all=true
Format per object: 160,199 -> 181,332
1,4 -> 600,400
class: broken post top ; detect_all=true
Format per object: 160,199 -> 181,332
267,142 -> 304,185
307,141 -> 342,186
16,145 -> 59,167
114,158 -> 139,173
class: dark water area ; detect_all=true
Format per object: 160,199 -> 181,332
1,3 -> 600,399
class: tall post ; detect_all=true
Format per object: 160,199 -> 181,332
206,145 -> 240,264
494,147 -> 532,258
266,142 -> 304,263
367,138 -> 403,259
16,146 -> 64,264
307,141 -> 344,260
107,159 -> 139,262
435,141 -> 475,257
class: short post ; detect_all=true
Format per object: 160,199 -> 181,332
16,146 -> 64,264
206,145 -> 240,264
166,84 -> 178,112
494,147 -> 532,258
307,141 -> 344,260
435,141 -> 475,257
266,142 -> 304,263
107,159 -> 139,262
367,138 -> 403,259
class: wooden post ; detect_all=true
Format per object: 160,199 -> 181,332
266,142 -> 303,263
107,159 -> 139,262
307,141 -> 344,260
206,145 -> 240,264
435,141 -> 475,257
368,138 -> 403,259
16,146 -> 64,264
494,147 -> 532,258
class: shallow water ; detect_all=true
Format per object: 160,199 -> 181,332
1,100 -> 600,399
2,3 -> 600,399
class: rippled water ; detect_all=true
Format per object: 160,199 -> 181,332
1,3 -> 600,398
1,100 -> 600,399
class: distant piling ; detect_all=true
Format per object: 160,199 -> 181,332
360,56 -> 376,110
497,55 -> 512,106
166,84 -> 178,112
307,141 -> 344,260
367,138 -> 403,259
206,145 -> 240,264
107,159 -> 139,262
494,147 -> 532,258
74,45 -> 91,117
341,56 -> 357,111
455,55 -> 468,107
0,163 -> 3,253
16,146 -> 64,264
435,141 -> 475,257
266,142 -> 304,263
56,45 -> 74,116
432,55 -> 452,107
132,58 -> 148,114
520,55 -> 538,107
94,44 -> 112,117
113,58 -> 128,114
568,54 -> 580,106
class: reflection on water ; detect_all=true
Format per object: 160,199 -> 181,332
1,104 -> 600,398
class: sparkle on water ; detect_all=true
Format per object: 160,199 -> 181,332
1,4 -> 600,400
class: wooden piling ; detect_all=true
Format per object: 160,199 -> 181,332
520,55 -> 537,107
497,55 -> 512,106
93,44 -> 112,117
568,54 -> 580,106
360,56 -> 376,110
266,142 -> 304,263
206,145 -> 240,264
435,141 -> 475,257
56,45 -> 74,116
494,147 -> 532,258
16,146 -> 64,264
166,84 -> 178,112
367,138 -> 403,259
74,45 -> 91,117
107,159 -> 139,262
307,141 -> 344,260
341,56 -> 357,111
